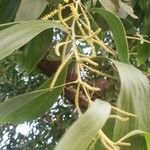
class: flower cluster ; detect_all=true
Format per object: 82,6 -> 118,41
41,1 -> 137,149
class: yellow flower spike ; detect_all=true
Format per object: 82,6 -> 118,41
74,83 -> 82,114
79,19 -> 93,35
79,57 -> 99,66
49,80 -> 78,91
76,20 -> 87,36
62,36 -> 70,60
89,41 -> 96,56
100,138 -> 117,150
41,9 -> 58,20
55,41 -> 71,56
80,81 -> 100,92
99,130 -> 119,150
111,106 -> 137,117
82,63 -> 118,80
55,43 -> 61,56
79,18 -> 116,56
127,35 -> 150,44
92,38 -> 116,56
82,85 -> 92,106
41,3 -> 72,21
79,28 -> 101,42
50,53 -> 73,88
70,3 -> 80,20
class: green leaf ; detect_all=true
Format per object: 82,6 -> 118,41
137,42 -> 150,66
18,29 -> 53,73
137,2 -> 150,66
15,0 -> 47,21
0,0 -> 21,23
91,8 -> 130,64
0,20 -> 67,61
55,99 -> 111,150
93,141 -> 102,150
112,60 -> 150,149
144,133 -> 150,150
0,66 -> 67,123
0,21 -> 20,27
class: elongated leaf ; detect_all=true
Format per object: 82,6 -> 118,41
112,60 -> 150,149
15,0 -> 47,21
0,67 -> 67,123
18,29 -> 53,73
0,22 -> 20,27
0,20 -> 67,61
144,133 -> 150,150
92,8 -> 130,64
55,99 -> 111,150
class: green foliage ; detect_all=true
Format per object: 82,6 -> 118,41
18,29 -> 53,73
137,42 -> 150,66
92,8 -> 129,64
0,20 -> 67,60
0,0 -> 149,149
145,133 -> 150,150
55,99 -> 111,150
15,0 -> 47,21
113,60 -> 150,149
137,0 -> 150,65
0,56 -> 75,148
0,66 -> 67,123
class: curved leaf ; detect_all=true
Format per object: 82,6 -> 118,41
0,20 -> 67,61
112,60 -> 150,149
55,99 -> 111,150
91,8 -> 130,64
0,67 -> 67,123
15,0 -> 47,21
18,29 -> 53,73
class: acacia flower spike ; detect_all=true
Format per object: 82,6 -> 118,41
80,81 -> 100,91
79,57 -> 99,66
70,3 -> 80,20
111,106 -> 137,117
41,3 -> 72,20
50,53 -> 73,88
82,85 -> 92,106
75,83 -> 82,114
55,41 -> 71,56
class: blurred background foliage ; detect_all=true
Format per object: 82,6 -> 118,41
0,55 -> 77,149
